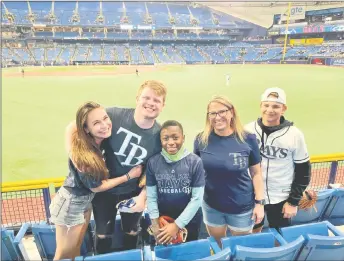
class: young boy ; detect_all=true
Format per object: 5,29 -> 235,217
146,120 -> 205,244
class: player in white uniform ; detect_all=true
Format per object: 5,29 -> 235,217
225,74 -> 231,86
245,87 -> 311,232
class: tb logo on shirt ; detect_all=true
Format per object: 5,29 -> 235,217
229,153 -> 247,169
114,127 -> 148,166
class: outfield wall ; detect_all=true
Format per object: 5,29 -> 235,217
1,153 -> 343,231
4,57 -> 344,68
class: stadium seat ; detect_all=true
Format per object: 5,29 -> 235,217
234,236 -> 304,261
222,233 -> 277,250
1,223 -> 30,261
278,221 -> 344,261
74,249 -> 142,261
31,222 -> 93,261
210,232 -> 304,261
291,189 -> 334,225
154,239 -> 231,261
323,188 -> 344,226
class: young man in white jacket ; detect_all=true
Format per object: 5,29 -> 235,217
245,87 -> 311,232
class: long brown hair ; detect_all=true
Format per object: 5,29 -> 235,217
198,96 -> 246,147
70,101 -> 109,181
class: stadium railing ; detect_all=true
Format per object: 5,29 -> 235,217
1,153 -> 343,231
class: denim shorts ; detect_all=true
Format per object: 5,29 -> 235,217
49,186 -> 94,227
202,201 -> 254,232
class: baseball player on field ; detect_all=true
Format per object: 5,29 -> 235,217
225,73 -> 231,86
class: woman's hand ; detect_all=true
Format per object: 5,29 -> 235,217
127,165 -> 142,179
252,204 -> 265,224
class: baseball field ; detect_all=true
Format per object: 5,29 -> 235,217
2,64 -> 344,182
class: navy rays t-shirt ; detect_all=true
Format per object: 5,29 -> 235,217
146,153 -> 205,222
194,132 -> 260,214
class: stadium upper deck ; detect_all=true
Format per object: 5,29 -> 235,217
1,1 -> 344,67
1,1 -> 253,28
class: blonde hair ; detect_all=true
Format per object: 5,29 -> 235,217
137,80 -> 167,102
198,95 -> 246,146
70,101 -> 109,181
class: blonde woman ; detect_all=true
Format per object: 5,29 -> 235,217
49,102 -> 142,260
194,96 -> 264,247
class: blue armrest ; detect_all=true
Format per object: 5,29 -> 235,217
269,228 -> 288,245
208,237 -> 222,253
13,223 -> 30,245
325,220 -> 344,236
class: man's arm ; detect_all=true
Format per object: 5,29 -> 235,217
288,130 -> 311,206
287,161 -> 311,206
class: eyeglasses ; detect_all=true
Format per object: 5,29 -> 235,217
207,109 -> 230,119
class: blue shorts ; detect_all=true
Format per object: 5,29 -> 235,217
49,186 -> 94,227
202,201 -> 254,232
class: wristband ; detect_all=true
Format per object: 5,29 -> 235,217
126,173 -> 130,181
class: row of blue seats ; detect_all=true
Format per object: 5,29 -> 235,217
150,221 -> 344,261
4,221 -> 342,261
2,188 -> 343,260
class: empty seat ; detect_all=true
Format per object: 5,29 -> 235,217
211,232 -> 304,261
279,221 -> 344,261
32,222 -> 93,261
155,239 -> 230,261
75,249 -> 142,261
1,223 -> 30,261
291,189 -> 334,225
324,188 -> 344,226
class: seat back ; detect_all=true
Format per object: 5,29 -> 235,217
32,223 -> 92,261
155,239 -> 211,261
1,224 -> 30,261
233,235 -> 304,261
83,249 -> 142,261
222,233 -> 275,252
291,189 -> 334,225
297,234 -> 344,261
1,229 -> 19,261
200,248 -> 231,261
280,222 -> 329,243
324,188 -> 344,226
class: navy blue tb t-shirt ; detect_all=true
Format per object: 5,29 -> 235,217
194,132 -> 260,214
63,159 -> 103,196
146,153 -> 205,222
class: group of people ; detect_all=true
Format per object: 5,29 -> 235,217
49,80 -> 311,260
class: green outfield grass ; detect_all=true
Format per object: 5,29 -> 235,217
2,64 -> 344,182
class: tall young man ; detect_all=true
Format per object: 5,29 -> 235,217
245,87 -> 311,232
66,80 -> 167,253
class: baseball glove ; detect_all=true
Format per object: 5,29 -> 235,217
298,190 -> 318,211
147,216 -> 188,244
